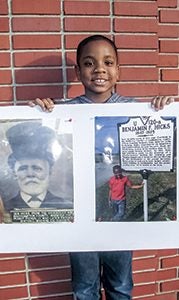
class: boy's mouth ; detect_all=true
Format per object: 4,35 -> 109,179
93,79 -> 107,84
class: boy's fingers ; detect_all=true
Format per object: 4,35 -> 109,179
44,98 -> 55,106
40,98 -> 54,111
44,98 -> 55,111
29,98 -> 55,112
151,96 -> 165,110
28,101 -> 36,107
166,97 -> 175,104
151,96 -> 174,110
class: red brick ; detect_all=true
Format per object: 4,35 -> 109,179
156,268 -> 177,281
67,68 -> 78,82
133,282 -> 157,297
65,34 -> 112,49
28,254 -> 70,269
118,51 -> 158,66
64,1 -> 110,15
116,83 -> 159,97
40,297 -> 73,300
29,268 -> 71,283
13,35 -> 61,49
134,250 -> 157,258
0,70 -> 12,84
65,52 -> 76,65
133,257 -> 158,271
16,85 -> 63,101
27,252 -> 69,257
65,34 -> 90,49
117,82 -> 178,97
161,69 -> 179,81
158,83 -> 178,95
119,67 -> 158,81
134,293 -> 177,300
160,40 -> 179,53
14,52 -> 62,67
133,270 -> 157,284
0,0 -> 8,14
0,35 -> 10,49
0,272 -> 26,286
115,35 -> 158,49
160,279 -> 179,292
0,52 -> 10,67
161,255 -> 179,268
30,281 -> 72,297
156,249 -> 178,257
0,17 -> 9,32
158,0 -> 177,7
158,25 -> 179,38
0,258 -> 25,272
12,0 -> 61,14
15,69 -> 62,84
0,253 -> 25,259
0,286 -> 28,299
12,17 -> 60,32
160,10 -> 179,23
114,18 -> 157,33
114,2 -> 158,16
67,84 -> 84,98
65,17 -> 110,32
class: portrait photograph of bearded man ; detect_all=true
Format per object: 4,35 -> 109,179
0,120 -> 73,223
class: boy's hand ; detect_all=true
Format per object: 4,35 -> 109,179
151,96 -> 174,110
28,98 -> 55,112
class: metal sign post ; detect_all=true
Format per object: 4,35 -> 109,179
140,169 -> 152,222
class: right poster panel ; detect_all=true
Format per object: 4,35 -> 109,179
95,115 -> 176,223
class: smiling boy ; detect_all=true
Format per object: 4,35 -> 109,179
30,35 -> 174,300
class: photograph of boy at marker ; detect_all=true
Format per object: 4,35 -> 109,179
95,115 -> 176,223
108,165 -> 143,222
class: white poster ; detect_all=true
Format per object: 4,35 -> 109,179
0,102 -> 178,252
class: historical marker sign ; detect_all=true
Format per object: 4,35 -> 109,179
118,116 -> 175,172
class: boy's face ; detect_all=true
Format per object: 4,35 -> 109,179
76,40 -> 119,103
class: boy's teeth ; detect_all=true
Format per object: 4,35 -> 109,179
95,79 -> 105,83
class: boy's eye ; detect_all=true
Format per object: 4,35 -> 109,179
105,60 -> 114,66
84,61 -> 94,67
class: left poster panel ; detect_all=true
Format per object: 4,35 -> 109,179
0,118 -> 74,223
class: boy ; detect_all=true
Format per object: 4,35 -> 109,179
109,165 -> 143,221
30,35 -> 173,300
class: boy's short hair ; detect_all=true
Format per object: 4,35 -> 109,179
76,34 -> 118,66
113,165 -> 122,174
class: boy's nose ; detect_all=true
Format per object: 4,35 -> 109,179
94,63 -> 106,73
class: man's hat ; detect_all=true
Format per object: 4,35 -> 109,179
113,165 -> 122,174
6,121 -> 56,168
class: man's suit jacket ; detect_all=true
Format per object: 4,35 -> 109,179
5,191 -> 73,211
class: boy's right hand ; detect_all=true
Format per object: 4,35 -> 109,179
29,98 -> 55,112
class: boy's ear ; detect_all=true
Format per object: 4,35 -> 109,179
75,65 -> 81,80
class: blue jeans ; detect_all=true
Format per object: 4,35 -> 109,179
111,199 -> 126,221
70,251 -> 133,300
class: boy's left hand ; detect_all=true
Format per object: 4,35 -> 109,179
151,96 -> 174,110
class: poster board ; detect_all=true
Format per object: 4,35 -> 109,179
0,102 -> 178,252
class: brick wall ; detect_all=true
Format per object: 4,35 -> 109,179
0,0 -> 179,299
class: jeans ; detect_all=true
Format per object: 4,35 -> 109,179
111,199 -> 126,221
70,251 -> 133,300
